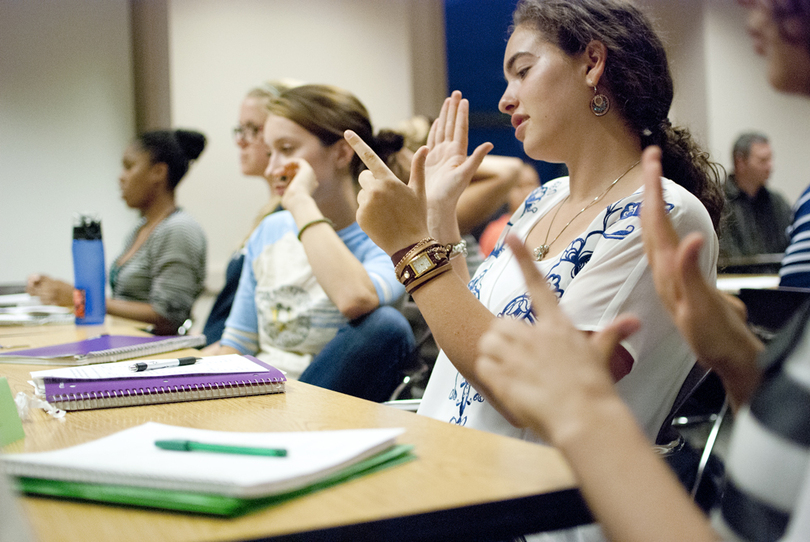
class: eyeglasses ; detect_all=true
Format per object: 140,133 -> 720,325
233,123 -> 263,143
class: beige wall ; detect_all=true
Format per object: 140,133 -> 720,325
644,0 -> 810,203
0,0 -> 136,285
168,0 -> 444,289
4,0 -> 810,289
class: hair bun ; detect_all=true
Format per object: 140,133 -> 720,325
374,130 -> 405,160
174,129 -> 207,161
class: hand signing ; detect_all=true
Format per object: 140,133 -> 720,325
475,236 -> 640,441
344,129 -> 430,255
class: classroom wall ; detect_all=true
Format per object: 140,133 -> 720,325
703,1 -> 810,204
0,0 -> 136,286
4,0 -> 810,290
644,0 -> 810,204
0,0 -> 444,290
167,0 -> 434,290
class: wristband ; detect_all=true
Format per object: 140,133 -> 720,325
392,237 -> 433,268
395,239 -> 451,293
297,218 -> 335,241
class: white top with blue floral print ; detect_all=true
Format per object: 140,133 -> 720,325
417,176 -> 718,442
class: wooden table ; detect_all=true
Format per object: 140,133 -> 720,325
1,319 -> 590,542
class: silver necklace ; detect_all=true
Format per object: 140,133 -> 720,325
533,160 -> 640,261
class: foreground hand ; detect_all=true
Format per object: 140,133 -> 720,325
344,129 -> 430,255
26,274 -> 74,307
640,146 -> 763,405
423,91 -> 493,237
475,236 -> 640,441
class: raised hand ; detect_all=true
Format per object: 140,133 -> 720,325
279,160 -> 318,212
475,235 -> 640,440
640,146 -> 763,408
344,130 -> 430,255
423,91 -> 493,240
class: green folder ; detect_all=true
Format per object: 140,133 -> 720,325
15,444 -> 415,517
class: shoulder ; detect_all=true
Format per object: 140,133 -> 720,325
155,210 -> 206,246
657,178 -> 715,233
247,211 -> 297,246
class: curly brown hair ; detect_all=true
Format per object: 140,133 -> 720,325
513,0 -> 724,229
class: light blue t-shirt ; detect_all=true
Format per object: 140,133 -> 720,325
221,211 -> 403,378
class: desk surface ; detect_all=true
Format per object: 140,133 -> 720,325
1,318 -> 589,542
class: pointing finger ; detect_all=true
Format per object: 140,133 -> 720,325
344,130 -> 396,179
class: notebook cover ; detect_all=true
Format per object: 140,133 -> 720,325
14,445 -> 416,517
42,356 -> 285,403
0,335 -> 187,360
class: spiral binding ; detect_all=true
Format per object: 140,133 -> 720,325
75,335 -> 206,362
49,377 -> 285,411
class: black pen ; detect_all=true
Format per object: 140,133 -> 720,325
129,356 -> 200,372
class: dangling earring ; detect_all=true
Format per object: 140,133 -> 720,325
590,86 -> 610,117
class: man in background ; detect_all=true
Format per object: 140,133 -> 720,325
719,132 -> 792,272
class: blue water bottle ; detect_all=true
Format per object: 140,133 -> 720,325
72,214 -> 106,325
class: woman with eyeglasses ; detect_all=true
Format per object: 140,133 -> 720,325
202,81 -> 295,346
205,84 -> 415,402
27,129 -> 207,335
473,1 -> 810,540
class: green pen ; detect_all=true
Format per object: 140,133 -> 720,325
154,439 -> 287,457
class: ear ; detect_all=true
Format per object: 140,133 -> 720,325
149,161 -> 170,190
583,40 -> 608,88
330,138 -> 356,171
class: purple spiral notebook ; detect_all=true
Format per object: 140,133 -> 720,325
0,334 -> 207,365
34,355 -> 286,411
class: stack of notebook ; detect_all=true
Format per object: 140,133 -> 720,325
29,353 -> 287,411
1,422 -> 413,516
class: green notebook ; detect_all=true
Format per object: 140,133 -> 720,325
3,422 -> 414,517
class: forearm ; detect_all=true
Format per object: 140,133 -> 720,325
201,343 -> 240,356
292,201 -> 379,320
106,298 -> 175,334
553,395 -> 720,542
410,271 -> 496,389
456,156 -> 522,234
681,289 -> 764,411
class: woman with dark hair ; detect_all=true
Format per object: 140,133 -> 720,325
27,129 -> 207,335
347,0 -> 722,444
473,0 -> 810,540
207,84 -> 414,402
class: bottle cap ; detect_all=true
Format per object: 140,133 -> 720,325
73,214 -> 103,240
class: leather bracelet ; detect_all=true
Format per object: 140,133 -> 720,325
407,260 -> 451,293
297,218 -> 335,241
391,243 -> 418,267
396,240 -> 450,292
392,237 -> 433,271
395,239 -> 441,279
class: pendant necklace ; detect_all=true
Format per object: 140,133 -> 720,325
533,160 -> 640,261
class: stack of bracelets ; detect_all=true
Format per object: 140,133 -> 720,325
392,238 -> 467,294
